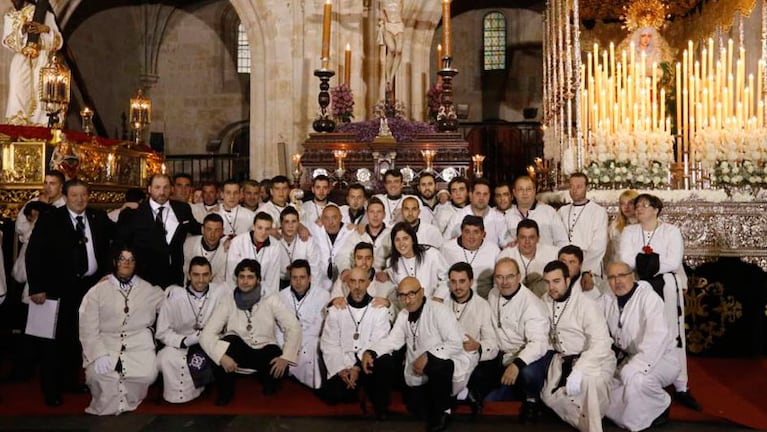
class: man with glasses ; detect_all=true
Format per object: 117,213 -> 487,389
505,175 -> 568,247
602,262 -> 680,431
485,257 -> 552,422
362,277 -> 472,432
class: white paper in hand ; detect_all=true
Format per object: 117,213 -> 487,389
25,299 -> 59,339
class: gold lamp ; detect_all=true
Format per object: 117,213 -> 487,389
129,89 -> 151,145
39,51 -> 70,128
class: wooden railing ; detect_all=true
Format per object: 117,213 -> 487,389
164,153 -> 250,184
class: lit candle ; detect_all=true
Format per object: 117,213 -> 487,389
321,0 -> 332,69
442,0 -> 452,58
609,42 -> 615,79
344,43 -> 351,85
436,43 -> 442,68
291,153 -> 302,166
675,62 -> 681,161
161,163 -> 167,175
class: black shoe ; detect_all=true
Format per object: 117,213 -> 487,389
519,400 -> 541,424
652,406 -> 671,427
466,391 -> 483,416
215,393 -> 233,406
44,396 -> 63,407
65,384 -> 90,394
428,412 -> 450,432
675,390 -> 702,411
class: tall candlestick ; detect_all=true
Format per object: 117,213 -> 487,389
436,43 -> 443,68
344,43 -> 351,85
442,0 -> 452,58
321,0 -> 332,69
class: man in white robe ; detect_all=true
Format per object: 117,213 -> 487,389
256,175 -> 294,228
557,173 -> 608,280
401,197 -> 443,249
485,257 -> 552,421
3,0 -> 63,125
309,204 -> 355,291
301,174 -> 332,225
603,262 -> 680,432
227,211 -> 289,297
444,178 -> 510,248
339,183 -> 367,225
276,260 -> 329,389
330,245 -> 396,320
183,213 -> 229,284
200,259 -> 301,405
191,181 -> 219,224
434,177 -> 469,235
415,172 -> 438,226
498,219 -> 559,297
505,176 -> 568,248
492,182 -> 513,217
217,179 -> 256,238
559,245 -> 602,301
278,206 -> 323,289
319,267 -> 392,416
443,262 -> 498,413
156,257 -> 228,403
441,215 -> 500,297
540,261 -> 615,432
362,277 -> 473,431
336,197 -> 391,274
373,169 -> 417,226
78,249 -> 164,415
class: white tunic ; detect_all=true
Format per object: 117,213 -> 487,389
156,283 -> 228,403
487,285 -> 551,366
373,193 -> 418,226
278,235 -> 323,283
309,223 -> 356,291
256,201 -> 294,228
571,275 -> 603,302
441,238 -> 500,297
540,291 -> 615,432
183,235 -> 229,284
505,203 -> 569,247
200,291 -> 302,366
276,287 -> 330,388
339,205 -> 367,225
386,248 -> 449,300
369,300 -> 476,395
78,276 -> 164,415
191,202 -> 218,224
557,201 -> 609,276
602,282 -> 680,432
619,221 -> 688,390
444,206 -> 511,249
413,220 -> 443,249
321,298 -> 391,378
217,205 -> 256,237
226,234 -> 289,297
443,293 -> 499,362
433,202 -> 464,235
335,225 -> 392,273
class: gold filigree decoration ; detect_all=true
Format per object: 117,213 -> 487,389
623,0 -> 668,31
685,275 -> 743,354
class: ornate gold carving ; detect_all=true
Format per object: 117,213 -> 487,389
685,275 -> 744,354
622,0 -> 668,32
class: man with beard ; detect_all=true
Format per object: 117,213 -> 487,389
558,245 -> 601,301
440,216 -> 499,297
401,196 -> 443,249
492,182 -> 513,216
444,178 -> 509,248
302,175 -> 333,224
171,173 -> 193,203
415,172 -> 438,225
340,183 -> 367,225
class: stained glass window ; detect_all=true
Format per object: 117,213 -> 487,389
483,12 -> 506,71
237,23 -> 250,74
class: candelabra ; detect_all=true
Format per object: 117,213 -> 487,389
333,150 -> 348,178
421,150 -> 437,172
80,107 -> 94,135
471,154 -> 485,178
129,89 -> 151,146
313,69 -> 336,133
39,52 -> 70,128
436,57 -> 459,132
291,153 -> 303,186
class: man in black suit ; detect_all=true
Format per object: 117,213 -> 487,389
115,173 -> 201,288
26,178 -> 114,406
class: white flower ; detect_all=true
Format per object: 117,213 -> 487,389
600,175 -> 610,183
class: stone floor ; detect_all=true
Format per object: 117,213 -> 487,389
0,414 -> 753,432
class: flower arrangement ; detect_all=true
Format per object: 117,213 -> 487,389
426,83 -> 443,122
336,118 -> 435,143
583,159 -> 670,188
713,160 -> 766,187
373,98 -> 407,119
693,128 -> 767,171
583,129 -> 673,188
330,83 -> 354,123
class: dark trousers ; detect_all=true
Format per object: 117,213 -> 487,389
484,351 -> 554,402
318,354 -> 393,414
403,353 -> 454,422
467,358 -> 499,401
213,335 -> 283,398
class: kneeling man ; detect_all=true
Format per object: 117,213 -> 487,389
603,262 -> 680,431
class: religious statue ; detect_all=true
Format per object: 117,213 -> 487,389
617,0 -> 673,78
2,0 -> 62,125
378,0 -> 404,91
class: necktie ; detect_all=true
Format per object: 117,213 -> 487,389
156,206 -> 166,234
75,216 -> 88,277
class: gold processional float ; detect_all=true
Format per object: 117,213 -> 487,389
0,52 -> 163,219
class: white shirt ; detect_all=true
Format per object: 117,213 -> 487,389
68,209 -> 97,276
335,225 -> 392,273
373,193 -> 417,226
434,202 -> 464,235
413,220 -> 443,249
488,285 -> 551,366
226,234 -> 289,297
619,222 -> 684,276
506,202 -> 569,247
444,292 -> 499,361
218,204 -> 256,237
386,248 -> 449,300
256,200 -> 292,228
301,200 -> 329,225
309,223 -> 356,291
497,243 -> 560,282
149,199 -> 179,244
277,286 -> 330,388
444,205 -> 510,248
182,235 -> 228,284
557,201 -> 609,276
441,237 -> 500,296
339,205 -> 367,225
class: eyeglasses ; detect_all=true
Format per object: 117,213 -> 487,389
606,272 -> 633,282
396,287 -> 422,300
635,202 -> 654,209
494,273 -> 518,282
117,256 -> 136,263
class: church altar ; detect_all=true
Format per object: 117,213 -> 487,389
0,124 -> 163,218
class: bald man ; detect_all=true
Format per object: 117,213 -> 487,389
362,277 -> 474,432
309,205 -> 355,291
401,196 -> 443,249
